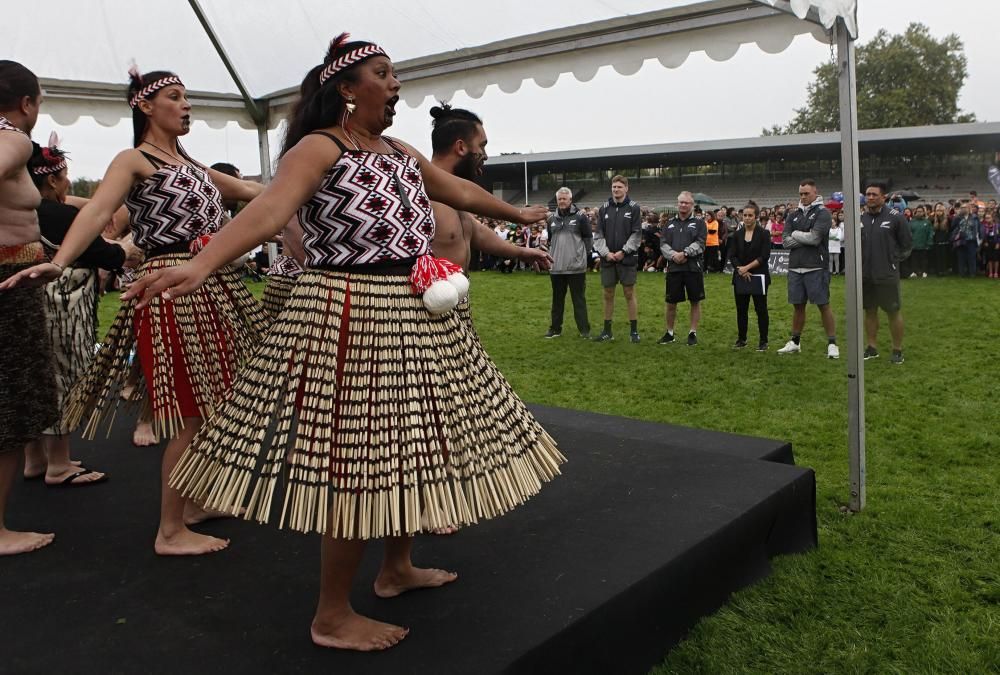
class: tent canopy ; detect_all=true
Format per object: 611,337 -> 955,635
6,1 -> 853,130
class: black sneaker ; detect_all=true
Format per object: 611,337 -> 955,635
593,331 -> 614,342
657,332 -> 675,345
733,339 -> 748,349
687,331 -> 698,347
863,346 -> 879,360
630,332 -> 641,344
891,350 -> 904,365
756,341 -> 768,352
579,331 -> 591,339
544,329 -> 561,339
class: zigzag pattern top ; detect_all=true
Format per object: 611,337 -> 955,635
270,254 -> 303,277
319,45 -> 389,85
129,76 -> 184,109
298,142 -> 434,267
125,163 -> 224,250
0,116 -> 26,136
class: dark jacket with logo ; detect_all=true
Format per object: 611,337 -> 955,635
594,196 -> 642,266
546,204 -> 592,275
783,199 -> 831,270
860,205 -> 912,282
659,214 -> 707,273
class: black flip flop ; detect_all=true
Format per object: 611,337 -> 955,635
47,469 -> 109,488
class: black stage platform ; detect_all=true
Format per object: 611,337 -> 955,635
2,405 -> 816,675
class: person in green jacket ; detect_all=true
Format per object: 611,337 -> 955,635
908,205 -> 934,278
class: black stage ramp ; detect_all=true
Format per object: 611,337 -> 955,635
2,407 -> 816,675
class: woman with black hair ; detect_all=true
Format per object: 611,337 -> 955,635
127,33 -> 563,650
0,59 -> 58,555
727,201 -> 771,351
2,65 -> 267,556
23,135 -> 129,487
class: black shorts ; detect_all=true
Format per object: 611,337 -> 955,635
862,280 -> 901,313
666,271 -> 705,304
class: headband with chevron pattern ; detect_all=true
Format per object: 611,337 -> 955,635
318,44 -> 389,86
129,76 -> 184,109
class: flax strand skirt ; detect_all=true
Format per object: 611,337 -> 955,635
260,274 -> 297,320
64,252 -> 268,440
170,270 -> 565,539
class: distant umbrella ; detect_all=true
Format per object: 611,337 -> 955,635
896,189 -> 922,201
825,200 -> 844,211
693,193 -> 718,206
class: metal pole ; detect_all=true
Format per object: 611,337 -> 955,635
836,18 -> 865,512
257,122 -> 272,183
523,161 -> 529,206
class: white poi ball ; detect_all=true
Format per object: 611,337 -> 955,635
446,272 -> 470,299
423,279 -> 459,315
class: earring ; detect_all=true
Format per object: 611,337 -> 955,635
345,98 -> 356,114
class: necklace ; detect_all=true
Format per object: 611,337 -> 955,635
143,141 -> 188,166
344,129 -> 392,155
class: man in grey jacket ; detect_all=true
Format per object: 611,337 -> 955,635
593,175 -> 642,342
545,187 -> 592,338
658,191 -> 707,346
860,181 -> 912,364
777,179 -> 839,359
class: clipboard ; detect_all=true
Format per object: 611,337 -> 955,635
734,273 -> 767,296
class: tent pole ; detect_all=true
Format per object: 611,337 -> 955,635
836,17 -> 865,512
257,122 -> 272,183
523,161 -> 529,206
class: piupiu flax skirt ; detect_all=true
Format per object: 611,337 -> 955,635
169,269 -> 565,539
64,252 -> 269,440
42,266 -> 99,435
260,273 -> 298,320
0,243 -> 58,453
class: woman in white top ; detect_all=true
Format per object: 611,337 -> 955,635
828,212 -> 843,274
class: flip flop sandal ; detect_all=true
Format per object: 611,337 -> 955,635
47,469 -> 110,488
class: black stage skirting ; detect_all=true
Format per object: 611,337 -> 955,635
2,405 -> 816,675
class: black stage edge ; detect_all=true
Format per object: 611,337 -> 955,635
2,406 -> 816,675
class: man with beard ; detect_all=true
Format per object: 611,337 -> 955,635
429,104 -> 550,273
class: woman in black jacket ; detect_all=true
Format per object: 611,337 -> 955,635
726,201 -> 771,351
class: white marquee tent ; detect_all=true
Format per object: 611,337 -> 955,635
4,0 -> 868,509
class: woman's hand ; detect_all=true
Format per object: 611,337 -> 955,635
121,261 -> 210,309
0,263 -> 63,290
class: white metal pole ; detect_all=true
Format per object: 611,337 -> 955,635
523,161 -> 529,206
257,123 -> 272,183
836,18 -> 866,512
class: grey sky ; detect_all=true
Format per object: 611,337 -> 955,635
34,1 -> 998,180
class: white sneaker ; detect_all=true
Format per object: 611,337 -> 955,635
777,340 -> 801,354
921,273 -> 928,278
827,343 -> 840,359
909,272 -> 917,278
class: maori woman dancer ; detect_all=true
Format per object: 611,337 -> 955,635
127,34 -> 565,650
0,60 -> 57,555
2,66 -> 267,556
25,135 -> 128,487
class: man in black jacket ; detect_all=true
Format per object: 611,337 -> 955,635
658,191 -> 707,346
860,181 -> 912,364
593,176 -> 642,342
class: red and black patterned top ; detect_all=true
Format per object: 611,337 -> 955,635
125,153 -> 224,250
298,135 -> 434,267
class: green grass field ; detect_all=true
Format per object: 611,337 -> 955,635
98,271 -> 999,673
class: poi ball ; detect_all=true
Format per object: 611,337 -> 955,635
446,272 -> 470,299
423,279 -> 459,315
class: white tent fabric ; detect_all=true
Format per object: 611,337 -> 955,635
5,0 -> 854,130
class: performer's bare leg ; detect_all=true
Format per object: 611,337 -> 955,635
23,437 -> 80,479
153,417 -> 228,555
0,450 -> 54,556
374,535 -> 457,598
311,536 -> 409,651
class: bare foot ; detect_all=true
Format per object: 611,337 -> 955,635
431,525 -> 459,536
154,527 -> 229,556
0,528 -> 55,556
183,502 -> 244,526
374,565 -> 458,599
132,422 -> 159,447
311,611 -> 408,651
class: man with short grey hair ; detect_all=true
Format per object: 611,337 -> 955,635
544,187 -> 592,338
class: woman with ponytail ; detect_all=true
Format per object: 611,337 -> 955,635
126,33 -> 563,650
2,65 -> 268,556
